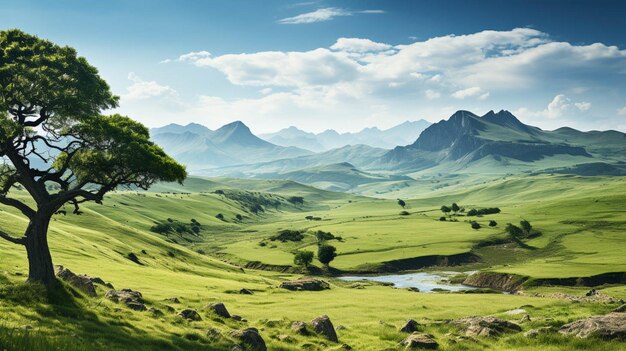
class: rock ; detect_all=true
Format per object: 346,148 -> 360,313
279,278 -> 330,291
339,344 -> 352,350
400,319 -> 420,333
240,288 -> 254,295
559,313 -> 626,340
276,334 -> 293,342
105,289 -> 144,304
452,316 -> 521,338
613,304 -> 626,313
54,266 -> 97,297
519,314 -> 531,323
291,321 -> 309,335
398,333 -> 438,349
206,328 -> 221,340
178,309 -> 202,321
311,315 -> 338,342
148,307 -> 163,316
165,297 -> 180,303
207,302 -> 231,318
126,301 -> 147,311
524,326 -> 554,338
504,308 -> 527,315
229,328 -> 267,351
336,325 -> 347,331
232,315 -> 243,321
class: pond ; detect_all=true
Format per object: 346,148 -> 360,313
338,272 -> 476,292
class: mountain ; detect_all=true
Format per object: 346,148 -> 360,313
259,119 -> 431,151
150,121 -> 312,170
379,110 -> 625,172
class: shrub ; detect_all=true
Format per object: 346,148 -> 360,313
259,241 -> 267,247
441,205 -> 452,215
471,221 -> 481,230
399,211 -> 410,216
520,219 -> 532,234
506,223 -> 524,238
270,230 -> 304,242
287,196 -> 304,205
318,245 -> 337,266
315,230 -> 335,242
452,203 -> 460,213
439,216 -> 446,221
293,251 -> 314,267
489,220 -> 497,227
215,213 -> 224,220
467,207 -> 501,216
397,199 -> 406,208
236,214 -> 243,221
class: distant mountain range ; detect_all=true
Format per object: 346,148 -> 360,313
150,111 -> 626,192
259,120 -> 432,152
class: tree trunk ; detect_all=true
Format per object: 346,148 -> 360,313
24,213 -> 56,285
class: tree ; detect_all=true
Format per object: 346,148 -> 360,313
471,221 -> 481,230
287,196 -> 304,206
441,205 -> 452,216
318,244 -> 337,267
0,30 -> 186,285
293,250 -> 314,268
397,199 -> 406,208
506,223 -> 524,238
451,203 -> 460,214
520,220 -> 532,234
489,220 -> 498,227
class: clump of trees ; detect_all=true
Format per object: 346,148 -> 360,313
318,244 -> 337,267
270,229 -> 304,242
440,202 -> 464,218
293,250 -> 314,268
150,219 -> 201,236
287,196 -> 304,206
305,215 -> 322,221
470,221 -> 481,230
506,220 -> 539,240
467,208 -> 501,216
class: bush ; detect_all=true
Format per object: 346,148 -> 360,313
315,230 -> 335,242
471,221 -> 481,230
397,199 -> 406,208
270,230 -> 304,242
259,241 -> 267,247
399,211 -> 410,216
520,219 -> 532,234
293,251 -> 314,267
318,245 -> 337,266
236,214 -> 243,220
287,196 -> 304,205
439,216 -> 446,221
506,223 -> 524,238
215,213 -> 224,220
467,207 -> 501,216
489,220 -> 497,227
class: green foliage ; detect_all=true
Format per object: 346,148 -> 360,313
150,219 -> 201,236
467,207 -> 501,216
293,251 -> 314,267
318,244 -> 337,266
399,211 -> 410,216
440,205 -> 451,214
287,196 -> 304,205
314,230 -> 336,242
470,221 -> 481,230
397,199 -> 406,208
520,219 -> 532,234
215,213 -> 224,221
506,223 -> 524,238
270,230 -> 304,242
217,190 -> 281,214
489,220 -> 498,227
452,202 -> 460,213
439,216 -> 446,221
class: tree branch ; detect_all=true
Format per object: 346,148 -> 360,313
0,196 -> 36,218
0,229 -> 25,245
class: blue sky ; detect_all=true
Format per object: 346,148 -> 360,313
1,0 -> 626,133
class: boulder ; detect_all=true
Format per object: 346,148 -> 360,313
279,278 -> 330,291
240,288 -> 254,295
206,327 -> 221,340
148,307 -> 164,316
105,289 -> 144,304
126,301 -> 147,311
524,326 -> 554,338
452,316 -> 521,338
291,321 -> 309,335
207,302 -> 231,318
229,328 -> 267,351
398,333 -> 438,349
311,315 -> 338,342
178,309 -> 202,321
559,313 -> 626,340
400,319 -> 420,333
54,266 -> 97,297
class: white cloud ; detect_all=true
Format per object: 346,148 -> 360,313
451,86 -> 488,99
278,8 -> 351,24
123,73 -> 178,101
618,107 -> 626,115
425,89 -> 441,100
574,101 -> 591,111
331,38 -> 392,52
278,7 -> 384,24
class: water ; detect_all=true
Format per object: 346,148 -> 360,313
338,272 -> 476,292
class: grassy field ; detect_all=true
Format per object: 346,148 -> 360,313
1,175 -> 625,350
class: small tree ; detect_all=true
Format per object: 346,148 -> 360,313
318,244 -> 337,267
520,220 -> 532,234
0,30 -> 186,285
471,221 -> 481,230
397,199 -> 406,208
287,196 -> 304,206
293,250 -> 314,268
441,205 -> 452,216
216,213 -> 224,220
236,214 -> 243,221
489,220 -> 498,227
451,203 -> 460,214
506,223 -> 524,238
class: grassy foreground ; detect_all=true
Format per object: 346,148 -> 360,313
1,175 -> 625,350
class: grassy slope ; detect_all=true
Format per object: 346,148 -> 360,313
0,175 -> 625,350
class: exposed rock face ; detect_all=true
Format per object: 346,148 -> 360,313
229,328 -> 267,351
105,289 -> 146,311
452,316 -> 521,337
311,315 -> 338,342
524,326 -> 554,338
54,266 -> 97,297
559,313 -> 626,340
279,278 -> 330,291
398,333 -> 438,349
400,319 -> 420,333
207,302 -> 231,318
463,272 -> 527,292
178,309 -> 202,321
291,321 -> 309,335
